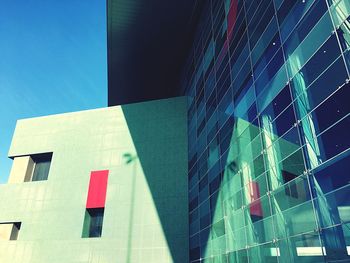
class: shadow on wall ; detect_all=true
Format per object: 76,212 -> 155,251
121,97 -> 188,263
122,152 -> 138,263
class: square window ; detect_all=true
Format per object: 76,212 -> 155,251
8,152 -> 52,183
82,208 -> 104,238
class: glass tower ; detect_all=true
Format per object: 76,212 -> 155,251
182,0 -> 350,262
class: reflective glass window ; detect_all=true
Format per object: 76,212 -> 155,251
313,152 -> 350,194
245,196 -> 275,245
248,242 -> 278,263
82,208 -> 104,238
321,225 -> 350,262
292,57 -> 348,122
261,85 -> 292,123
277,232 -> 324,262
303,115 -> 350,168
272,176 -> 316,237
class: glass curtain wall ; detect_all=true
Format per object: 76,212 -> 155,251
181,0 -> 350,262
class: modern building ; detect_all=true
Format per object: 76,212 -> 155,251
179,1 -> 350,262
1,0 -> 350,263
0,98 -> 188,263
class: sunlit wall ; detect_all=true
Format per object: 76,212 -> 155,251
0,97 -> 188,263
182,0 -> 350,262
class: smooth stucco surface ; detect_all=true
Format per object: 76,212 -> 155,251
0,97 -> 188,263
8,156 -> 34,183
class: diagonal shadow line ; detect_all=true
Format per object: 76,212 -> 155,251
121,99 -> 188,263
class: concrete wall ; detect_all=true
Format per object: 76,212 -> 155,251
8,156 -> 34,183
0,97 -> 188,263
0,224 -> 14,241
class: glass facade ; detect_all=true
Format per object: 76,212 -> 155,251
181,0 -> 350,262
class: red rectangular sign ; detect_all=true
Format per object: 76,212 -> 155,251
86,170 -> 109,209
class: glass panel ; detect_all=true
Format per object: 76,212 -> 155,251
303,115 -> 350,169
228,249 -> 248,263
234,83 -> 256,120
260,103 -> 296,140
312,152 -> 350,194
251,16 -> 279,67
292,57 -> 348,121
303,83 -> 350,135
280,1 -> 318,42
260,85 -> 292,123
249,2 -> 275,49
319,183 -> 350,226
32,160 -> 51,181
284,1 -> 328,56
328,0 -> 350,28
226,204 -> 245,229
89,209 -> 104,237
277,0 -> 297,25
277,147 -> 305,185
227,226 -> 247,252
329,0 -> 350,56
231,45 -> 249,87
224,190 -> 243,216
257,66 -> 289,113
274,0 -> 284,10
240,133 -> 263,166
190,234 -> 199,250
272,175 -> 316,237
289,34 -> 342,108
321,225 -> 350,262
182,0 -> 350,261
273,126 -> 302,154
255,49 -> 285,96
82,208 -> 104,238
277,232 -> 324,263
243,171 -> 269,205
264,126 -> 304,189
230,32 -> 249,72
285,11 -> 334,80
245,196 -> 274,245
190,220 -> 200,237
248,242 -> 278,263
232,59 -> 252,98
240,155 -> 266,194
212,219 -> 225,239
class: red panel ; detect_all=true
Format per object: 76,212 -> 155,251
86,170 -> 109,209
227,0 -> 238,41
248,181 -> 263,217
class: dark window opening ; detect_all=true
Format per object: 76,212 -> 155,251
31,153 -> 52,181
82,208 -> 104,238
10,222 -> 21,240
282,170 -> 299,198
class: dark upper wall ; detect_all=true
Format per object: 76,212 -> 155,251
107,0 -> 202,106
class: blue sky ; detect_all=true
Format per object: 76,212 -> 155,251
0,0 -> 107,183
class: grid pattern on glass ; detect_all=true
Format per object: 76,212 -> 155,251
181,0 -> 350,262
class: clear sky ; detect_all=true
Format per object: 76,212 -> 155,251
0,0 -> 107,183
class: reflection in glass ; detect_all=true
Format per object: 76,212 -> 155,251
183,0 -> 350,261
